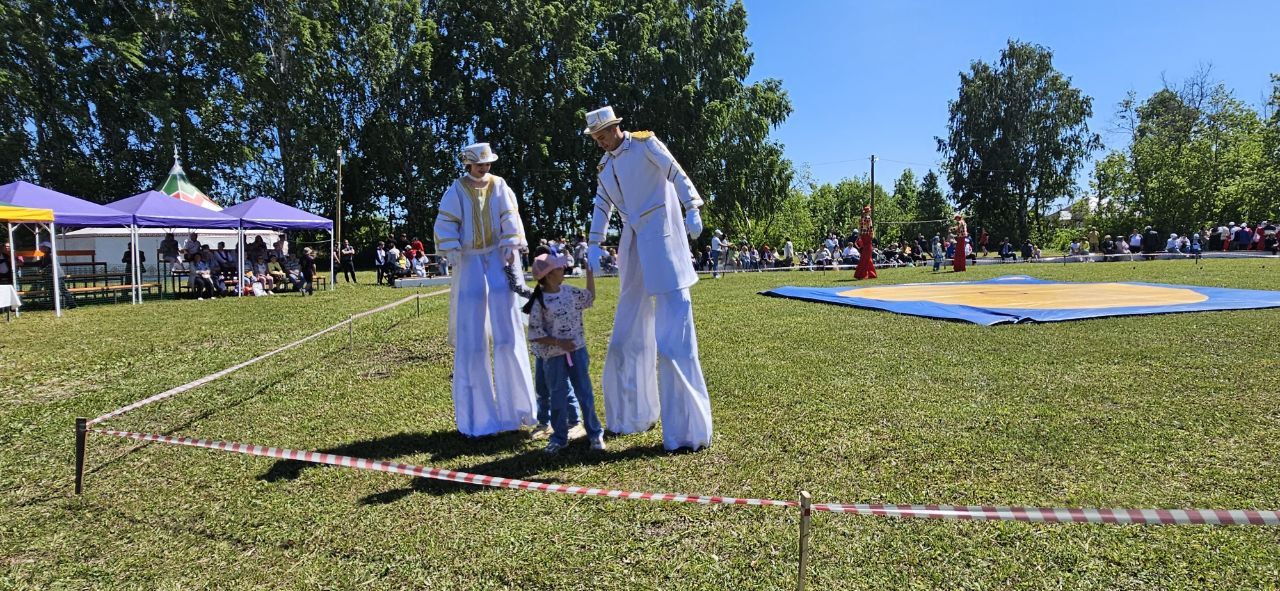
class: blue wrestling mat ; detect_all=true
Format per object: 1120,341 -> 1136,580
761,275 -> 1280,325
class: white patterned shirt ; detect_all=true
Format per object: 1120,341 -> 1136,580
526,284 -> 594,359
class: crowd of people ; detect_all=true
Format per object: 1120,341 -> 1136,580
372,233 -> 446,286
154,232 -> 319,299
1060,221 -> 1279,262
686,228 -> 1041,274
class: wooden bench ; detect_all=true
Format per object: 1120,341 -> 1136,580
19,282 -> 158,304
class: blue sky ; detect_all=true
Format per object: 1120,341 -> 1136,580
740,0 -> 1280,197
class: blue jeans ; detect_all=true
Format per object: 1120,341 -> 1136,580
543,348 -> 603,446
711,250 -> 722,277
535,356 -> 579,426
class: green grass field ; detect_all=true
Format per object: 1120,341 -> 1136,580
3,259 -> 1279,590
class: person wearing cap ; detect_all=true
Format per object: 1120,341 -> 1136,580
582,105 -> 712,451
854,204 -> 877,279
710,229 -> 725,278
951,214 -> 968,272
524,252 -> 605,453
299,247 -> 316,295
433,142 -> 536,437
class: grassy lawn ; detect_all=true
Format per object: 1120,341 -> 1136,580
3,260 -> 1280,590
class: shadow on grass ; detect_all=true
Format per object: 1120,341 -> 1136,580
255,429 -> 673,504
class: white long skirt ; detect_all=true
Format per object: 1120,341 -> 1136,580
448,249 -> 536,436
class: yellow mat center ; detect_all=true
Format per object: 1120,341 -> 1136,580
839,282 -> 1208,309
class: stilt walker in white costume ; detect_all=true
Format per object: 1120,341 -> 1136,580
583,106 -> 713,451
434,142 -> 537,436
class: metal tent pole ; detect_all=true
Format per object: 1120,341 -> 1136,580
237,226 -> 245,297
48,222 -> 62,317
7,222 -> 18,317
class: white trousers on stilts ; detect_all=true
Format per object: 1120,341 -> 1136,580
603,240 -> 713,450
449,249 -> 535,436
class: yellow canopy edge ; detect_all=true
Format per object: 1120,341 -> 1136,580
0,204 -> 55,223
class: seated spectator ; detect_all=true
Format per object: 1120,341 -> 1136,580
190,253 -> 217,300
1165,233 -> 1180,253
1101,235 -> 1116,258
1263,221 -> 1278,253
267,255 -> 287,290
1020,239 -> 1035,261
282,253 -> 305,291
252,255 -> 274,292
1115,238 -> 1130,257
840,241 -> 859,266
998,238 -> 1016,261
817,247 -> 833,269
411,251 -> 426,277
602,247 -> 618,273
1068,239 -> 1083,257
1189,233 -> 1202,255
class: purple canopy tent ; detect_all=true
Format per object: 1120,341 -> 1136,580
220,197 -> 335,295
0,181 -> 136,316
106,191 -> 241,303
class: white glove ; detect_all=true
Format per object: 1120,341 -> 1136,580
685,208 -> 704,239
587,244 -> 604,272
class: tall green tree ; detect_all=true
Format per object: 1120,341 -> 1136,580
937,39 -> 1101,241
914,169 -> 953,239
1100,70 -> 1275,234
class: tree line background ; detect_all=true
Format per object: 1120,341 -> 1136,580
2,2 -> 1278,253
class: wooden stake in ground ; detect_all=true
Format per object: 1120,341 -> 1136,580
797,490 -> 812,591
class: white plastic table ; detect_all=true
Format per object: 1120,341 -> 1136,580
0,285 -> 20,320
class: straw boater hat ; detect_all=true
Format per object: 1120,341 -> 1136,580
459,142 -> 499,166
582,106 -> 623,135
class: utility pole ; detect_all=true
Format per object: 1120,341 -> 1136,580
336,148 -> 343,247
869,154 -> 877,217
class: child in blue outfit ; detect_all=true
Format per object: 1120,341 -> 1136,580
524,252 -> 605,453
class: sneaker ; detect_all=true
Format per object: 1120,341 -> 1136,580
543,441 -> 566,455
590,436 -> 606,451
197,297 -> 204,301
529,424 -> 552,440
567,424 -> 587,440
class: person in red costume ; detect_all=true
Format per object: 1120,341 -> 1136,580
952,214 -> 968,272
854,204 -> 877,280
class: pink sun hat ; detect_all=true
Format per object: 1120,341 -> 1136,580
532,252 -> 569,280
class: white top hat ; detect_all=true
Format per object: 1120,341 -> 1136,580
459,142 -> 499,165
583,106 -> 623,135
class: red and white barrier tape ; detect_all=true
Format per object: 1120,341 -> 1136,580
90,428 -> 1280,525
88,291 -> 446,427
89,429 -> 795,508
810,503 -> 1280,526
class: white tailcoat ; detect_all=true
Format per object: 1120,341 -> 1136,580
589,132 -> 712,450
589,132 -> 702,295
